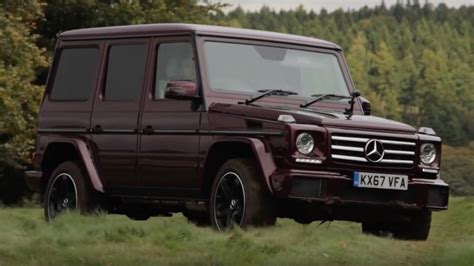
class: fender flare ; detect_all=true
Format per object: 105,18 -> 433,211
42,138 -> 104,192
208,137 -> 277,193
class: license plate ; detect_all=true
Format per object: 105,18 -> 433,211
353,172 -> 408,191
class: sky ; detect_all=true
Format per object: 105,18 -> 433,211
210,0 -> 473,12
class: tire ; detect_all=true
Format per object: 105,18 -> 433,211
44,161 -> 97,222
394,210 -> 432,240
210,158 -> 276,231
362,210 -> 432,241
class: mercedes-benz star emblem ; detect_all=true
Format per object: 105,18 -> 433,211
364,139 -> 385,162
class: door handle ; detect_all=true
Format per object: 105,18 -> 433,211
91,125 -> 103,134
142,125 -> 154,135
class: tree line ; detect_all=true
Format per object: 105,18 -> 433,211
0,0 -> 472,202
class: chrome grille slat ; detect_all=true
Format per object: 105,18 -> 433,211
331,134 -> 416,168
332,154 -> 367,162
380,159 -> 414,164
385,150 -> 415,155
380,139 -> 416,146
331,136 -> 369,142
331,145 -> 364,152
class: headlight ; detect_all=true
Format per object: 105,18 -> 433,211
420,143 -> 436,165
296,133 -> 314,155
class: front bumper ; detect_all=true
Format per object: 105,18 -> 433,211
270,169 -> 449,210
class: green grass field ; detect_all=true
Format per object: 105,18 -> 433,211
0,197 -> 473,266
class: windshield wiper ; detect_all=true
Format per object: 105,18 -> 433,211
300,93 -> 351,108
242,89 -> 298,105
301,91 -> 362,119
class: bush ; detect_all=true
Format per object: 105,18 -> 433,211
442,143 -> 474,196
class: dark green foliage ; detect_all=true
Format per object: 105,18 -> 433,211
0,0 -> 47,204
442,144 -> 474,196
37,0 -> 228,49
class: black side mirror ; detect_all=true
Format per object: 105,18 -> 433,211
360,96 -> 371,116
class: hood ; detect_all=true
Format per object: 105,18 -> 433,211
209,103 -> 417,134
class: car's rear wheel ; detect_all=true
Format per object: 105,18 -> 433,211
362,210 -> 432,240
44,161 -> 97,221
210,158 -> 276,231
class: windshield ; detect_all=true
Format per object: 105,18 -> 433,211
204,41 -> 349,99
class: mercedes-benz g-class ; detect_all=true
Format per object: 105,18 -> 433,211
25,24 -> 448,240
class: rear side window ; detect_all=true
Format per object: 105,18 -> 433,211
50,48 -> 100,101
104,44 -> 147,101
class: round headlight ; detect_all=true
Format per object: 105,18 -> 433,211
420,143 -> 436,165
296,133 -> 314,155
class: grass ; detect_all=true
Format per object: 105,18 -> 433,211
0,197 -> 473,266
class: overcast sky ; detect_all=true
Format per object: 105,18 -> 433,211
211,0 -> 473,12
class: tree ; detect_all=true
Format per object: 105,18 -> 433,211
416,49 -> 468,144
346,32 -> 384,114
37,0 -> 227,50
0,0 -> 47,203
368,41 -> 401,120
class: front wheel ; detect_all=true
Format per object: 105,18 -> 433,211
210,158 -> 276,231
44,161 -> 97,221
362,210 -> 432,240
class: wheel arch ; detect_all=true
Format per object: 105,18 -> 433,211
41,138 -> 104,193
201,137 -> 276,197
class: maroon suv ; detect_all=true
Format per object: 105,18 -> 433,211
25,24 -> 448,240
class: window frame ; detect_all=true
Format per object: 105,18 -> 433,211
101,42 -> 149,102
141,34 -> 204,113
47,45 -> 101,103
202,39 -> 351,99
91,38 -> 151,113
197,36 -> 360,112
152,41 -> 198,101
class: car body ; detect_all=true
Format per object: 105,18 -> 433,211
25,24 -> 449,239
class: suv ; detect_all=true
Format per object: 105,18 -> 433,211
25,24 -> 448,239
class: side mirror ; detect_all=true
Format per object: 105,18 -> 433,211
360,96 -> 371,116
164,81 -> 199,100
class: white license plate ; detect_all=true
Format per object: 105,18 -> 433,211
353,172 -> 408,191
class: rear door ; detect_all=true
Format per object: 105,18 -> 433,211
90,39 -> 150,190
137,36 -> 202,197
39,41 -> 102,141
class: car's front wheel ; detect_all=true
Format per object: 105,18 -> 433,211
362,210 -> 432,240
44,161 -> 97,221
210,158 -> 276,231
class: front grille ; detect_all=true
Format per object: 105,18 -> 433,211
331,134 -> 416,169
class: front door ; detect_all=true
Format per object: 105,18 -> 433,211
91,39 -> 150,190
138,36 -> 202,197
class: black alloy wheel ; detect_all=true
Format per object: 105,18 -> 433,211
44,161 -> 98,222
210,158 -> 276,231
45,173 -> 78,220
212,171 -> 246,230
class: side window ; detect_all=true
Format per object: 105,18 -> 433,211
104,44 -> 147,101
155,43 -> 196,99
50,48 -> 100,101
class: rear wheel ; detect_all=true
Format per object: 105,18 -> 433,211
362,210 -> 432,240
210,158 -> 276,231
44,161 -> 97,221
